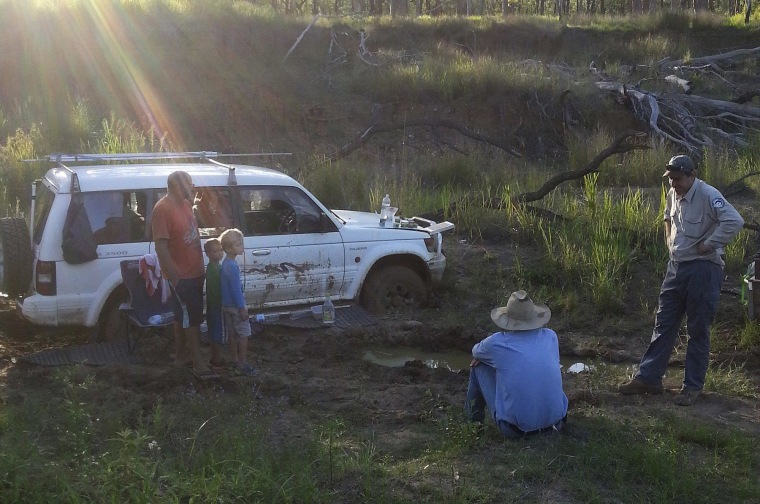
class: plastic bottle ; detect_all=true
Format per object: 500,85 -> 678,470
322,294 -> 335,325
179,302 -> 190,329
379,194 -> 391,226
148,313 -> 174,325
253,313 -> 280,324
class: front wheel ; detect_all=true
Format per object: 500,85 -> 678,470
360,265 -> 428,314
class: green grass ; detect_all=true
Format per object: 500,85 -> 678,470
4,366 -> 758,503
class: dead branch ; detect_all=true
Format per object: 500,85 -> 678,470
665,46 -> 760,69
327,119 -> 522,162
417,131 -> 650,224
283,15 -> 319,64
722,171 -> 760,198
512,130 -> 649,204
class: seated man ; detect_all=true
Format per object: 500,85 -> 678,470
465,290 -> 568,439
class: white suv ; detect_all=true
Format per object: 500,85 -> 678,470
0,153 -> 453,340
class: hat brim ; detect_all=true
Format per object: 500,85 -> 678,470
490,303 -> 551,331
662,167 -> 694,177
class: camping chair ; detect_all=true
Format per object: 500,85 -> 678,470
119,259 -> 174,363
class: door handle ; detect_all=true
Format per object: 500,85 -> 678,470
251,249 -> 271,256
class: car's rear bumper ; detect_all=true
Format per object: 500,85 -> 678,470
17,294 -> 59,326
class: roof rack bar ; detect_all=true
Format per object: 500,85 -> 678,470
206,158 -> 237,186
57,162 -> 81,192
45,151 -> 219,163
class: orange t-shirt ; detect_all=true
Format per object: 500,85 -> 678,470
151,196 -> 204,279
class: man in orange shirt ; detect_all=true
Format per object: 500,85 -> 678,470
152,171 -> 210,374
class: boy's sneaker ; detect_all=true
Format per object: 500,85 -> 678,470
618,377 -> 664,395
674,388 -> 701,406
237,363 -> 258,377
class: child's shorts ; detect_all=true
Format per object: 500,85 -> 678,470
223,306 -> 252,340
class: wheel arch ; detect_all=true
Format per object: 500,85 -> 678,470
360,253 -> 431,293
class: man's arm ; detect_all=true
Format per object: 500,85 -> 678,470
663,219 -> 671,245
701,192 -> 744,253
155,238 -> 179,286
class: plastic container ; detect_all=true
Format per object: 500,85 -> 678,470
148,313 -> 174,325
379,194 -> 391,226
253,313 -> 280,323
322,295 -> 335,325
179,302 -> 190,328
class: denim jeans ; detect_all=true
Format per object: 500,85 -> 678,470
465,364 -> 565,439
636,259 -> 722,391
465,364 -> 523,439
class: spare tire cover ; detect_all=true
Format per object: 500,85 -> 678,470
0,217 -> 33,296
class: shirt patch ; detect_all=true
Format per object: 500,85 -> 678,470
712,198 -> 725,208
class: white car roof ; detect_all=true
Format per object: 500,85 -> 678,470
44,163 -> 298,193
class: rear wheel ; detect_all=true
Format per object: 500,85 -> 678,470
0,217 -> 33,297
360,265 -> 428,314
90,291 -> 129,344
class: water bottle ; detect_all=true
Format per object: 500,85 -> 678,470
148,313 -> 173,325
179,302 -> 190,329
322,294 -> 335,325
253,313 -> 280,324
379,194 -> 391,226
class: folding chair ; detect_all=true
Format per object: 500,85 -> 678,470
119,259 -> 175,363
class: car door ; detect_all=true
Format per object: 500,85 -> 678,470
236,185 -> 344,308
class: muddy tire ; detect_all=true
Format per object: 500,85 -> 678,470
90,291 -> 129,344
0,217 -> 33,297
360,265 -> 428,314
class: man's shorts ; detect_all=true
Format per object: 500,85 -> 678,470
223,306 -> 252,340
172,275 -> 205,328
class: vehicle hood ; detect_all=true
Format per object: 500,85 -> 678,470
332,210 -> 427,233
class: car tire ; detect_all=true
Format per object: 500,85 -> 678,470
360,265 -> 428,314
90,291 -> 128,344
0,217 -> 33,297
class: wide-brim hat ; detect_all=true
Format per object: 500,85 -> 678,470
490,290 -> 551,331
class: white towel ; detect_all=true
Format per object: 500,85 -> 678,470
139,253 -> 170,304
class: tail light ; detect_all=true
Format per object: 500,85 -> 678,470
35,261 -> 57,296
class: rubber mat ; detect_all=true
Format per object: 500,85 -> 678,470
20,339 -> 143,367
261,305 -> 376,329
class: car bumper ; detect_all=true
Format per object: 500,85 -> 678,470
17,295 -> 59,326
428,255 -> 446,282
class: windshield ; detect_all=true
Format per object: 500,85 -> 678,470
33,183 -> 55,245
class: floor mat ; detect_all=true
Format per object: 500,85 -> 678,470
20,339 -> 143,366
261,305 -> 376,329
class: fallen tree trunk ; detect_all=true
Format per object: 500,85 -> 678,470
417,130 -> 649,222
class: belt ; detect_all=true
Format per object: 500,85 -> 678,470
506,416 -> 566,437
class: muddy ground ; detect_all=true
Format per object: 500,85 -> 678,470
1,238 -> 760,451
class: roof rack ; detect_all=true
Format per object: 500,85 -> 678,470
45,151 -> 219,163
30,151 -> 293,192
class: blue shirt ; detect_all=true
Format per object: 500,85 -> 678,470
220,258 -> 246,309
472,328 -> 568,432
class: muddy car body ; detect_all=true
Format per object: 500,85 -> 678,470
0,153 -> 453,340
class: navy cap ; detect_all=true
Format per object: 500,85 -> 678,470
663,155 -> 695,177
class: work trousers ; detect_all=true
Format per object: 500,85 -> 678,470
636,259 -> 722,391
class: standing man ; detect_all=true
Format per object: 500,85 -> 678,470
619,155 -> 744,405
152,171 -> 210,375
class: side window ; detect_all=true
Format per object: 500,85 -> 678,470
33,184 -> 55,245
83,191 -> 148,245
237,186 -> 326,236
192,187 -> 234,238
